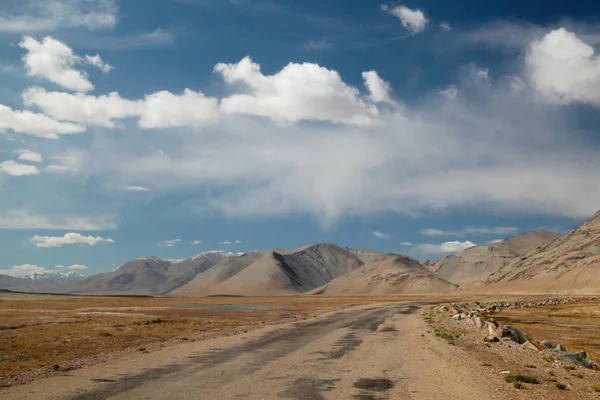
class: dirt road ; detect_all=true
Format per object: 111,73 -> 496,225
2,302 -> 503,399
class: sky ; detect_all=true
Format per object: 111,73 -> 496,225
1,0 -> 600,277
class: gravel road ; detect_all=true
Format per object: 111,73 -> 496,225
2,302 -> 503,400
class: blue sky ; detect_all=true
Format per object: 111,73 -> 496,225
1,0 -> 599,276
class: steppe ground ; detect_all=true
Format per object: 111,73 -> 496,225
1,292 -> 600,399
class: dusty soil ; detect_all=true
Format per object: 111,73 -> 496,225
425,304 -> 600,398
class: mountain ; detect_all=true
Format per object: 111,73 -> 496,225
0,271 -> 86,292
68,251 -> 239,294
174,243 -> 364,296
425,231 -> 559,287
485,211 -> 600,293
311,253 -> 458,295
170,251 -> 268,296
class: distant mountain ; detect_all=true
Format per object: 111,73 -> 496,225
68,251 -> 239,294
485,211 -> 600,293
174,243 -> 364,296
425,231 -> 559,287
311,253 -> 458,295
0,271 -> 86,292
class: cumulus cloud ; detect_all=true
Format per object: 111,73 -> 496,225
55,264 -> 88,270
0,264 -> 48,277
416,240 -> 476,255
0,0 -> 117,32
0,103 -> 84,139
84,54 -> 113,72
420,228 -> 457,237
362,70 -> 394,104
0,209 -> 116,230
121,186 -> 150,192
138,89 -> 220,128
381,4 -> 428,34
440,85 -> 458,99
192,240 -> 201,245
161,239 -> 181,247
0,160 -> 40,176
215,56 -> 378,125
526,28 -> 600,106
372,231 -> 391,239
19,36 -> 94,92
14,149 -> 43,163
440,22 -> 451,32
32,232 -> 115,248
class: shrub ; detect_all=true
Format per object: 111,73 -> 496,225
98,332 -> 112,337
542,356 -> 554,363
591,385 -> 600,392
505,375 -> 539,384
564,365 -> 576,371
514,382 -> 526,389
556,383 -> 567,390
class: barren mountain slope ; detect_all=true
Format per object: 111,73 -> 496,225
206,243 -> 364,296
349,248 -> 387,264
169,251 -> 267,296
312,253 -> 458,295
426,231 -> 559,287
485,211 -> 600,293
69,252 -> 235,294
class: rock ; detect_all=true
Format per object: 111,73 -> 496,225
449,307 -> 459,315
552,344 -> 566,353
484,335 -> 500,342
541,340 -> 555,349
486,320 -> 499,329
556,351 -> 593,368
487,324 -> 496,336
500,325 -> 528,344
473,317 -> 485,329
522,340 -> 546,351
452,314 -> 463,321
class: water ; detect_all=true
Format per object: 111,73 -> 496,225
172,304 -> 282,310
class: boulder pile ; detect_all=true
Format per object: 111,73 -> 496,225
435,299 -> 599,370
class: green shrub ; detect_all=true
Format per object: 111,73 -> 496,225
505,375 -> 539,384
556,383 -> 567,390
542,356 -> 554,363
591,385 -> 600,392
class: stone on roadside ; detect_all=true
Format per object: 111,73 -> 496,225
541,340 -> 555,349
501,325 -> 528,344
484,335 -> 500,343
452,314 -> 463,321
552,344 -> 566,353
522,340 -> 546,351
555,350 -> 594,368
487,324 -> 496,336
473,317 -> 485,329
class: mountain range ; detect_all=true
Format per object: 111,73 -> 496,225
1,210 -> 598,296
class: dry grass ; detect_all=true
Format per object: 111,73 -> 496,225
1,293 -> 421,385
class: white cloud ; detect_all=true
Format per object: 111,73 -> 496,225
381,5 -> 428,34
0,209 -> 116,230
463,226 -> 520,236
0,160 -> 40,176
0,0 -> 117,32
477,68 -> 490,81
416,240 -> 476,255
420,228 -> 457,237
526,28 -> 600,106
32,232 -> 115,248
215,56 -> 378,126
138,89 -> 220,129
301,40 -> 330,51
235,240 -> 242,244
45,152 -> 83,173
219,241 -> 232,245
362,70 -> 394,104
14,149 -> 43,163
440,22 -> 451,32
372,231 -> 391,239
84,54 -> 113,72
192,240 -> 201,245
440,85 -> 458,99
486,239 -> 503,244
0,264 -> 48,277
19,36 -> 94,92
23,87 -> 142,128
0,103 -> 84,139
55,264 -> 87,270
161,239 -> 181,247
121,186 -> 150,192
400,242 -> 412,246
